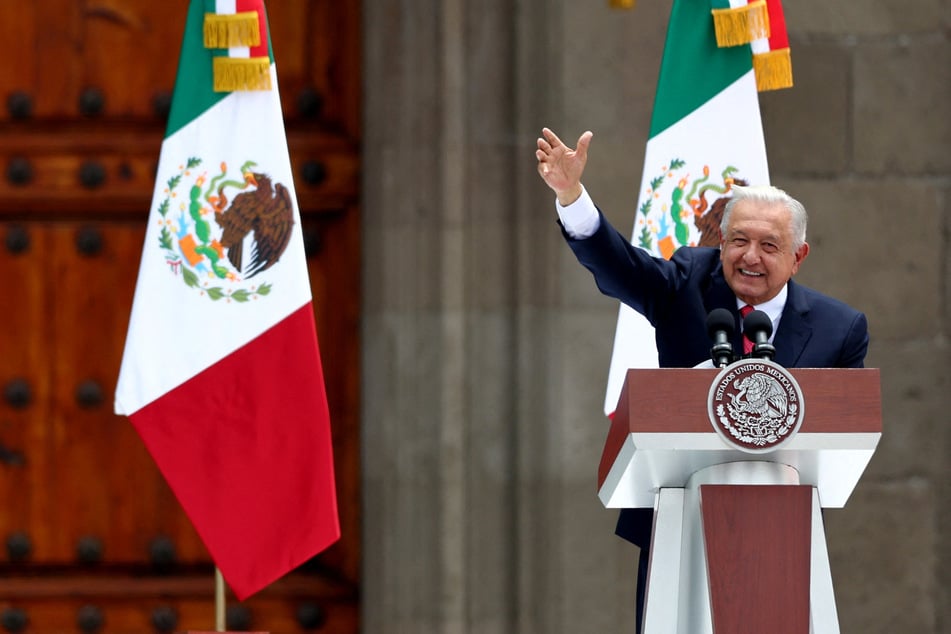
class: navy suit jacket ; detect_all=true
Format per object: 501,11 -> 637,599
565,213 -> 869,547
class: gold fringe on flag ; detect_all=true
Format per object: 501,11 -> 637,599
711,0 -> 770,48
753,48 -> 794,91
213,56 -> 272,92
204,11 -> 261,49
609,0 -> 636,8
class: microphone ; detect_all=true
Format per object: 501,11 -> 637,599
706,308 -> 735,368
743,309 -> 776,360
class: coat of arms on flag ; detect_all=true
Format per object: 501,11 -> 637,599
634,162 -> 749,259
157,158 -> 294,301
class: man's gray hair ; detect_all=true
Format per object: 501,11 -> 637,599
720,184 -> 808,250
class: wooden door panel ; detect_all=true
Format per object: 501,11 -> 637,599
0,2 -> 85,120
0,576 -> 360,632
266,2 -> 362,135
0,1 -> 360,629
81,1 -> 189,119
0,221 -> 205,565
45,222 -> 142,562
0,1 -> 361,131
303,210 -> 360,584
0,127 -> 163,216
0,223 -> 54,564
43,222 -> 210,564
0,1 -> 182,121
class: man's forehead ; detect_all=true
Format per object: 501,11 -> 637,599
726,201 -> 791,236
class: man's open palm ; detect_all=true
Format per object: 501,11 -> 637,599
536,128 -> 593,201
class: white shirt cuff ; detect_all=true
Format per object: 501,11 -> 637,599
555,186 -> 600,239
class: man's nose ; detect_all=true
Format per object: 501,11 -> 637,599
742,244 -> 761,263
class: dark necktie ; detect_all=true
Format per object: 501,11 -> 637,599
740,304 -> 755,354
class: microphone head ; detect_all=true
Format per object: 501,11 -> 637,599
706,308 -> 735,339
743,309 -> 773,340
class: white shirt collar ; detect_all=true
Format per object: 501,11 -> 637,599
737,285 -> 788,341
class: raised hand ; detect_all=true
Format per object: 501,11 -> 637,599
535,127 -> 593,206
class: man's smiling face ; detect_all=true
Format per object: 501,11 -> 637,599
719,200 -> 810,306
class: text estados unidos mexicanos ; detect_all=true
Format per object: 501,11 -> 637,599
714,364 -> 798,402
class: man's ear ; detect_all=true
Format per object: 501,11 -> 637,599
791,242 -> 810,274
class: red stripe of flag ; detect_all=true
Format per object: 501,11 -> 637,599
236,0 -> 269,59
129,304 -> 339,599
764,0 -> 789,50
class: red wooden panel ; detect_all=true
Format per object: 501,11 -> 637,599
619,368 -> 881,434
701,484 -> 812,634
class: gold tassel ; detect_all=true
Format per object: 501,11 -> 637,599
204,12 -> 261,49
213,57 -> 272,92
711,0 -> 770,48
609,0 -> 636,8
753,48 -> 794,91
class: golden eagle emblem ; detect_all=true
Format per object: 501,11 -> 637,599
155,158 -> 295,302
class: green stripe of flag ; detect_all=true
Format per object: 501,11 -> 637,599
649,0 -> 752,138
166,0 -> 275,139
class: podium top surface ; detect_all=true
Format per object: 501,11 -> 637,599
598,367 -> 881,509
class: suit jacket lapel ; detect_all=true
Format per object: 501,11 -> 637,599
774,280 -> 813,367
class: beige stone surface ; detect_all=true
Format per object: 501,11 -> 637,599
854,38 -> 951,174
760,39 -> 851,174
864,339 -> 950,479
826,480 -> 937,633
783,0 -> 950,35
784,179 -> 943,340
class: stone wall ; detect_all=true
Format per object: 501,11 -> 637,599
362,1 -> 950,632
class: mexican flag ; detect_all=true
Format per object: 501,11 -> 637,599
114,0 -> 339,599
602,0 -> 771,415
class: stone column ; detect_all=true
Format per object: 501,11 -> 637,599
361,1 -> 654,632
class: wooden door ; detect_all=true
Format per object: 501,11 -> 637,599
0,1 -> 361,632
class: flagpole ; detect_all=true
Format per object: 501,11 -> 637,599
215,567 -> 226,631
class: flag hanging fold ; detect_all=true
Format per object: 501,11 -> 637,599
114,0 -> 339,600
602,0 -> 771,415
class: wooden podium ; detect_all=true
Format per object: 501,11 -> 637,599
598,365 -> 881,634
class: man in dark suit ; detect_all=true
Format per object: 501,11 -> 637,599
535,127 -> 869,632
